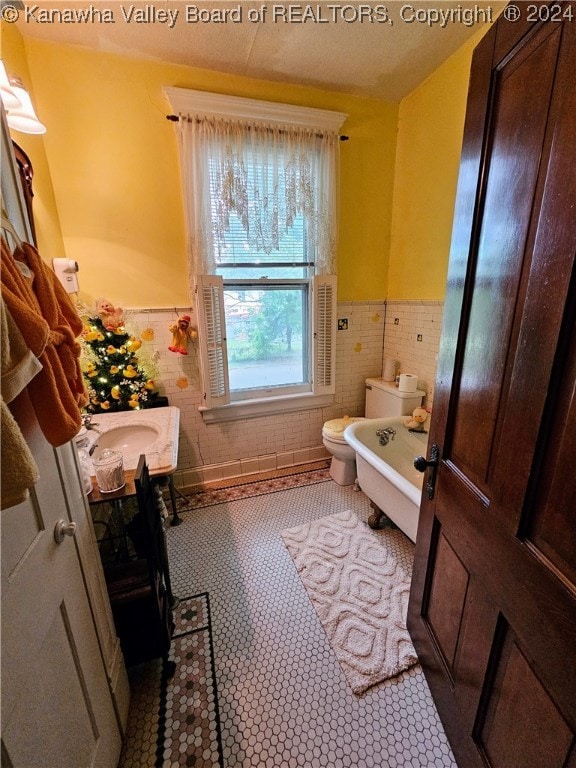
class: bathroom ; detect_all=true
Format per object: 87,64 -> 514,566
2,6 -> 575,768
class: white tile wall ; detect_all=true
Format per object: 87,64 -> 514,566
125,302 -> 386,486
123,301 -> 443,484
382,301 -> 444,411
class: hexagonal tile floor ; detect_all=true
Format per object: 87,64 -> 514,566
119,470 -> 456,768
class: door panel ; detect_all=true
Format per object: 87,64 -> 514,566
1,393 -> 121,768
425,531 -> 470,676
527,313 -> 576,585
450,22 -> 560,496
3,603 -> 101,768
408,8 -> 576,768
477,623 -> 573,768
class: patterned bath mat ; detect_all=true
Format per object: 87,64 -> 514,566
281,509 -> 418,695
156,594 -> 223,768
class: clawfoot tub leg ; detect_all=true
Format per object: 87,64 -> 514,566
368,501 -> 388,530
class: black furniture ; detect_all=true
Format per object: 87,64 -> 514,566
100,455 -> 174,666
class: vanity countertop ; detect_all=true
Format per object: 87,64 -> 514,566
83,406 -> 180,477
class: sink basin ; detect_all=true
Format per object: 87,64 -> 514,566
92,424 -> 160,460
84,406 -> 179,475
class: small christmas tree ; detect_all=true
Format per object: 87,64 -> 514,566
81,314 -> 157,414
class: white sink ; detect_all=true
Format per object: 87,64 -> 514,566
92,424 -> 160,460
83,406 -> 180,476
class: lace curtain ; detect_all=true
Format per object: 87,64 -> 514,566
178,116 -> 339,277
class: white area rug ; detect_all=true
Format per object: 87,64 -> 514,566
282,509 -> 418,695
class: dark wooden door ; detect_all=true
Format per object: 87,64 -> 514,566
407,7 -> 576,768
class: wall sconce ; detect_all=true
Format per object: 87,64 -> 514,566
0,61 -> 46,135
0,60 -> 21,110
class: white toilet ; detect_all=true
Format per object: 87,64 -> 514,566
322,377 -> 425,485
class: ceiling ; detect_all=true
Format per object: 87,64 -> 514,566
13,1 -> 504,102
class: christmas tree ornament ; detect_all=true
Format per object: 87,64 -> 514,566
123,365 -> 138,378
83,328 -> 100,342
168,314 -> 197,355
96,298 -> 125,330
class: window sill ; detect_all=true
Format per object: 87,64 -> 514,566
198,392 -> 333,423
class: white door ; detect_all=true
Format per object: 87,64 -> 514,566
1,392 -> 122,768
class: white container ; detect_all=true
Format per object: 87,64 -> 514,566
365,377 -> 425,418
93,449 -> 125,493
382,358 -> 398,382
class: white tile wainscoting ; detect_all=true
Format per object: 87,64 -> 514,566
383,300 -> 444,412
121,300 -> 443,486
124,302 -> 388,487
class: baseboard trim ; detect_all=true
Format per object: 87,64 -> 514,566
173,445 -> 331,489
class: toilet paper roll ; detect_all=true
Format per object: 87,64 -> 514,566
398,373 -> 418,393
382,358 -> 398,382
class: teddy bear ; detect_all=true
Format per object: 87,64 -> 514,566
168,315 -> 198,355
404,406 -> 429,430
96,298 -> 125,330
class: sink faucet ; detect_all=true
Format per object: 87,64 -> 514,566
376,427 -> 396,446
82,413 -> 99,430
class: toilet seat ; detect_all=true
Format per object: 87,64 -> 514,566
322,416 -> 365,442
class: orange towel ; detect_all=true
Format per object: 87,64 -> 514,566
1,237 -> 88,447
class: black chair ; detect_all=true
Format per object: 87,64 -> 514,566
104,455 -> 174,666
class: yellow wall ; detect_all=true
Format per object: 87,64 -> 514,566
387,27 -> 489,300
7,36 -> 397,306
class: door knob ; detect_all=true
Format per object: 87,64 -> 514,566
414,443 -> 440,500
54,519 -> 77,544
414,455 -> 436,472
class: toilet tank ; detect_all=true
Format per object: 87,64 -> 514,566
365,377 -> 425,418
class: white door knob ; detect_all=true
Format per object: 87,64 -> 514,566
54,520 -> 77,544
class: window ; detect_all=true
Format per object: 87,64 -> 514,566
166,88 -> 346,420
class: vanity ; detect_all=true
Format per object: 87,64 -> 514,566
82,407 -> 181,665
82,406 -> 181,519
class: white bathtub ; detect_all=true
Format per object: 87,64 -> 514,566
344,417 -> 429,543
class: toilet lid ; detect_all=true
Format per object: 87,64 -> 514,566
322,416 -> 365,441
